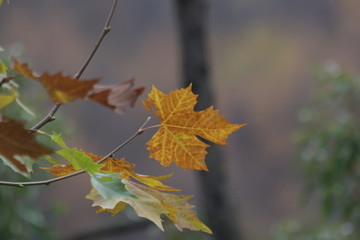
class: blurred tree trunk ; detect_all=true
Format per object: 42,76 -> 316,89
173,1 -> 243,240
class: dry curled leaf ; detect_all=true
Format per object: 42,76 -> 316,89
87,79 -> 144,114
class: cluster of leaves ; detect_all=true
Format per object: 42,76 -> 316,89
0,50 -> 244,233
295,63 -> 360,236
0,48 -> 60,239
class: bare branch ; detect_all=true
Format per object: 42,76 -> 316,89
74,0 -> 118,80
0,117 -> 159,187
30,103 -> 61,132
0,76 -> 15,88
31,0 -> 119,132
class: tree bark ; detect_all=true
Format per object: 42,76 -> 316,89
173,1 -> 243,240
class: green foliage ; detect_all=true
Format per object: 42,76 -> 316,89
272,220 -> 355,240
0,48 -> 57,239
287,62 -> 360,239
297,63 -> 360,225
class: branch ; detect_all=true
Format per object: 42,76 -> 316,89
0,117 -> 157,187
30,0 -> 119,132
0,76 -> 15,88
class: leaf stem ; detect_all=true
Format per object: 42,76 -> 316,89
0,117 -> 160,187
30,0 -> 119,132
140,124 -> 161,132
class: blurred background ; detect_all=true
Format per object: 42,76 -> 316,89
1,0 -> 360,239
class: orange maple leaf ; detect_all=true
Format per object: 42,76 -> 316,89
0,118 -> 53,175
14,60 -> 99,104
143,84 -> 246,171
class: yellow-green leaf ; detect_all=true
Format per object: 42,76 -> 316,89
86,181 -> 168,231
86,180 -> 212,233
50,133 -> 104,174
0,94 -> 16,110
0,62 -> 7,74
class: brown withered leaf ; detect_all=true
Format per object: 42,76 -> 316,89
87,79 -> 144,114
38,72 -> 99,104
14,61 -> 99,104
13,60 -> 38,79
0,118 -> 53,175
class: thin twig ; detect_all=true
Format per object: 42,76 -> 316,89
0,76 -> 15,88
30,103 -> 61,132
74,0 -> 118,79
0,118 -> 159,187
30,0 -> 119,132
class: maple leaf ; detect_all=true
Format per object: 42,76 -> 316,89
14,61 -> 99,104
49,134 -> 104,174
143,84 -> 246,171
87,79 -> 145,114
0,118 -> 53,175
37,72 -> 99,104
86,180 -> 212,233
87,183 -> 168,230
132,182 -> 212,233
13,60 -> 37,79
90,172 -> 133,199
42,153 -> 179,192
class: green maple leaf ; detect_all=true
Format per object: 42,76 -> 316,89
51,133 -> 104,174
90,172 -> 133,199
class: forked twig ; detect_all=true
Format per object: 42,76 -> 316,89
31,0 -> 118,132
0,117 -> 158,187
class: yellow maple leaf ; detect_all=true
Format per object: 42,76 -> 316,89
143,84 -> 246,171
